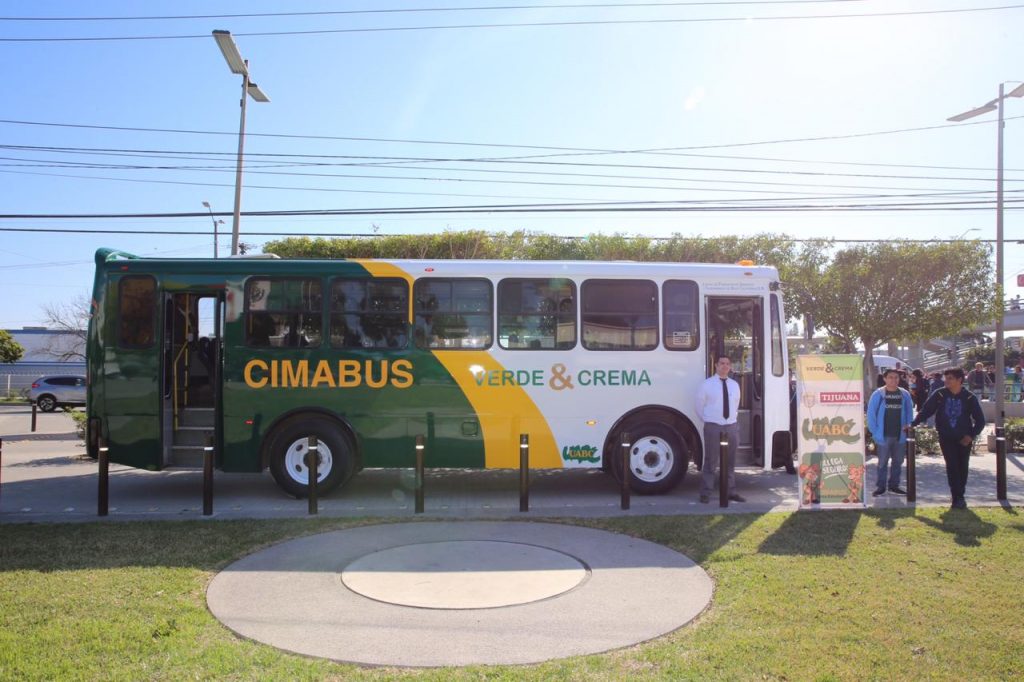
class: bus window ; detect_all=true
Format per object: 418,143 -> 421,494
245,277 -> 322,348
414,279 -> 493,349
663,280 -> 699,351
330,278 -> 409,349
581,279 -> 657,351
498,278 -> 576,350
118,275 -> 156,348
771,294 -> 785,376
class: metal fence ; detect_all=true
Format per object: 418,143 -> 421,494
0,363 -> 86,399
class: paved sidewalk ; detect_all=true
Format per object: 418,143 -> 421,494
207,521 -> 714,666
1,405 -> 1021,522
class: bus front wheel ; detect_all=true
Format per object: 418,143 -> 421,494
267,417 -> 355,498
616,422 -> 689,494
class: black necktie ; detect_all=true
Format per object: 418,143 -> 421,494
721,378 -> 729,420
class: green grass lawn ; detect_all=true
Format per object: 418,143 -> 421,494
1,509 -> 1022,681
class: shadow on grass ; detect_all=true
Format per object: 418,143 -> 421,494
915,508 -> 999,547
757,509 -> 861,556
863,506 -> 1006,547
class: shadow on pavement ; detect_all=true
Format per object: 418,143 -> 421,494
1,432 -> 79,442
8,454 -> 93,468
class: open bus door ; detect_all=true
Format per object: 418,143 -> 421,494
98,274 -> 163,469
161,291 -> 223,468
706,296 -> 765,466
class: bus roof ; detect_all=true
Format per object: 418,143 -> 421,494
94,248 -> 781,281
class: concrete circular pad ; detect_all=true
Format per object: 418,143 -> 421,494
206,522 -> 713,667
342,540 -> 587,609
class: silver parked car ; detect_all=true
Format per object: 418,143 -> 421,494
28,375 -> 86,412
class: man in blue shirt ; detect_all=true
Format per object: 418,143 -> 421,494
866,369 -> 914,497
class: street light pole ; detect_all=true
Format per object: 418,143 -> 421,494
212,30 -> 270,256
949,81 -> 1023,502
230,62 -> 251,258
996,83 -> 1005,436
201,201 -> 224,258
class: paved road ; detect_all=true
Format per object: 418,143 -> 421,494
1,404 -> 1021,523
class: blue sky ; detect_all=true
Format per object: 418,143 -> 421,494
1,0 -> 1022,329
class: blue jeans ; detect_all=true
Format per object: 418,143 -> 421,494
875,437 -> 905,490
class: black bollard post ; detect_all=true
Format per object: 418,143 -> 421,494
307,435 -> 319,515
202,436 -> 214,516
996,426 -> 1007,502
906,428 -> 917,503
620,432 -> 631,511
719,436 -> 729,508
31,403 -> 37,433
98,439 -> 109,517
519,434 -> 529,512
415,434 -> 425,514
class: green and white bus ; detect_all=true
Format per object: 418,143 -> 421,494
86,248 -> 792,496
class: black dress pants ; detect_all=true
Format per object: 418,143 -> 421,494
938,437 -> 972,502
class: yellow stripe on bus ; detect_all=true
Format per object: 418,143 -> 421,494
350,259 -> 415,322
433,351 -> 562,469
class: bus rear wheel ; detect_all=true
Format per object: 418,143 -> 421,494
267,416 -> 355,498
616,422 -> 689,494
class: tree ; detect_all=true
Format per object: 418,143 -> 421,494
0,329 -> 24,364
40,294 -> 90,361
806,240 -> 995,391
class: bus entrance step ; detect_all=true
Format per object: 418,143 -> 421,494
173,426 -> 215,447
169,445 -> 206,468
178,408 -> 214,428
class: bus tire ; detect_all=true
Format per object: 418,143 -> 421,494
617,422 -> 689,494
267,416 -> 355,498
36,395 -> 58,412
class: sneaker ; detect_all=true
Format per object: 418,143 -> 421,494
888,486 -> 908,495
872,488 -> 886,497
699,494 -> 709,504
728,493 -> 746,503
952,499 -> 968,510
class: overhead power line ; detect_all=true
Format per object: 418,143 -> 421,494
2,115 -> 1021,157
5,142 -> 1022,183
0,227 -> 1010,244
1,195 -> 1023,221
5,151 -> 1021,187
5,141 -> 1024,174
6,168 -> 1020,209
0,1 -> 870,22
2,4 -> 1021,41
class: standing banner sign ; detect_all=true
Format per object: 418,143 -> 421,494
795,355 -> 866,508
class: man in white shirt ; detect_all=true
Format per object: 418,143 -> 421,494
695,355 -> 744,503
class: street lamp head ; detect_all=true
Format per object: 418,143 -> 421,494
202,201 -> 211,209
947,102 -> 998,122
1009,82 -> 1024,99
212,30 -> 248,76
246,82 -> 270,103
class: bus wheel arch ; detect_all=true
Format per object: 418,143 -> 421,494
604,407 -> 698,495
262,411 -> 359,498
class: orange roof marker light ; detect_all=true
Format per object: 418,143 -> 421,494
737,259 -> 755,266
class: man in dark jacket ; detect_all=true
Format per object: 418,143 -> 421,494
909,367 -> 986,509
